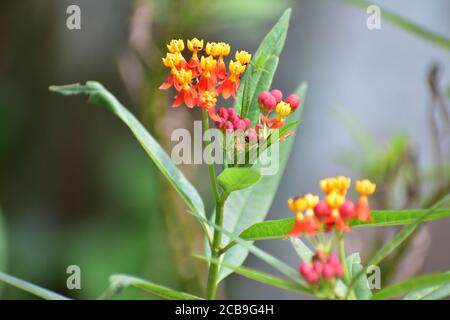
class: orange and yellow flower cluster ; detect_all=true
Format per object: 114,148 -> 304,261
287,177 -> 376,237
160,38 -> 250,113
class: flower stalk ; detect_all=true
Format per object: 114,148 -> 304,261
206,191 -> 229,300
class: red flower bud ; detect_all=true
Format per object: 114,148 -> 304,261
299,262 -> 312,278
258,91 -> 271,104
334,263 -> 344,278
224,121 -> 234,131
258,91 -> 277,113
305,270 -> 319,284
270,89 -> 283,103
243,118 -> 250,129
327,253 -> 340,267
286,94 -> 300,111
314,200 -> 331,218
313,261 -> 324,275
339,200 -> 356,219
322,264 -> 335,278
218,107 -> 228,120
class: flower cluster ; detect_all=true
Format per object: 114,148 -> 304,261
258,90 -> 300,129
299,251 -> 344,285
160,39 -> 302,137
160,38 -> 250,113
288,177 -> 376,237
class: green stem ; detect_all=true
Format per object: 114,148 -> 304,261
202,109 -> 220,203
206,192 -> 229,299
337,232 -> 355,300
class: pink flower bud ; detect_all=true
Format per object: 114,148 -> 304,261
327,253 -> 340,267
224,121 -> 234,131
243,118 -> 250,129
218,107 -> 228,120
334,264 -> 344,278
227,107 -> 236,118
299,262 -> 312,278
286,94 -> 300,111
305,270 -> 319,284
258,91 -> 271,105
270,89 -> 283,103
232,119 -> 241,130
322,264 -> 335,279
339,200 -> 356,219
313,261 -> 324,275
258,93 -> 276,113
314,200 -> 331,218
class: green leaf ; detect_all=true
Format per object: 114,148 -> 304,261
347,253 -> 372,300
234,8 -> 291,124
104,274 -> 203,300
342,0 -> 450,51
238,209 -> 450,241
194,254 -> 312,297
0,271 -> 70,300
372,272 -> 450,300
289,237 -> 313,261
196,211 -> 303,283
348,195 -> 450,295
49,82 -> 209,239
217,82 -> 307,282
0,206 -> 7,294
403,279 -> 450,300
218,168 -> 261,193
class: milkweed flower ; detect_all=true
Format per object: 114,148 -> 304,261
288,194 -> 320,237
355,179 -> 376,221
287,176 -> 376,236
160,39 -> 301,153
218,60 -> 246,99
258,89 -> 301,129
160,38 -> 249,110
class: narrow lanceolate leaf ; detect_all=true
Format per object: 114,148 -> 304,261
348,195 -> 450,295
0,207 -> 7,288
372,272 -> 450,300
49,82 -> 209,238
194,254 -> 312,297
342,0 -> 450,51
234,8 -> 291,124
106,274 -> 203,300
346,253 -> 372,300
217,82 -> 307,282
289,237 -> 313,262
245,56 -> 279,125
0,271 -> 70,300
218,168 -> 261,193
403,279 -> 450,300
239,209 -> 450,241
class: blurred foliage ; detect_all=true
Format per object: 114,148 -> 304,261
0,0 -> 291,299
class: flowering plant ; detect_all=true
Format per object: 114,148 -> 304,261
1,8 -> 450,301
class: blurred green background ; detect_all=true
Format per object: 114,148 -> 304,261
0,0 -> 449,299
